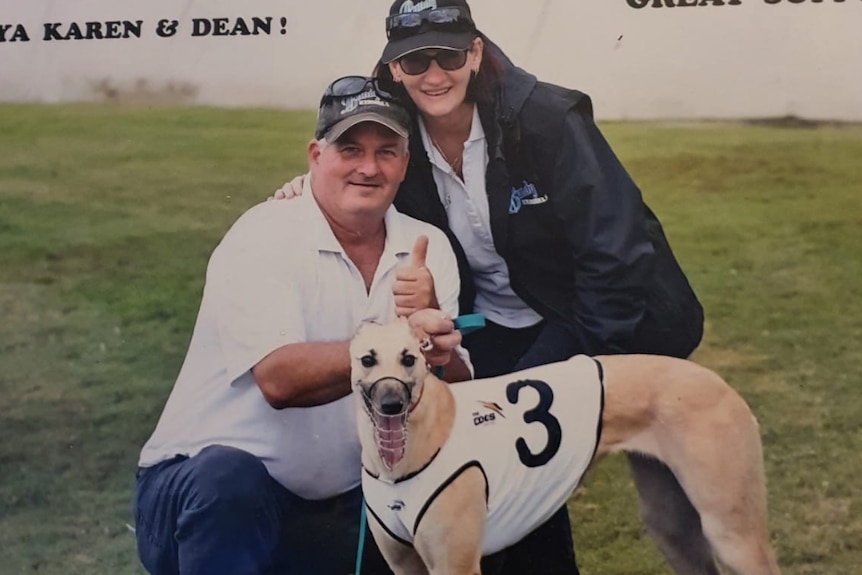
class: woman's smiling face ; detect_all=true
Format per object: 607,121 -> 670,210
389,37 -> 484,120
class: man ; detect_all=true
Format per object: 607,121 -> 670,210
134,75 -> 470,575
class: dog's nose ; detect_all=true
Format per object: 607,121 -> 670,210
380,399 -> 405,415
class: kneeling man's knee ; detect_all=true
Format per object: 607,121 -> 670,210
187,445 -> 273,508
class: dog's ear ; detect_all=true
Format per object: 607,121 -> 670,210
396,316 -> 425,347
350,320 -> 381,356
354,320 -> 382,338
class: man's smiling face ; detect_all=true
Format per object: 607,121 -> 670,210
308,122 -> 409,220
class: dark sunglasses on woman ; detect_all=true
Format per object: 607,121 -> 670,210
398,49 -> 469,76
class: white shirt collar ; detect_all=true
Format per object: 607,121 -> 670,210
303,173 -> 412,261
417,105 -> 485,174
466,104 -> 485,144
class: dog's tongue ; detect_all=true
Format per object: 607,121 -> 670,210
380,445 -> 404,470
376,415 -> 406,470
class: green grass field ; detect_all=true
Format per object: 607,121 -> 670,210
1,103 -> 860,574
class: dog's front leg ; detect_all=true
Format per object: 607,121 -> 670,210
414,466 -> 487,575
368,519 -> 429,575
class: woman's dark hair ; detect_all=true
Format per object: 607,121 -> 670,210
465,38 -> 502,105
373,36 -> 503,113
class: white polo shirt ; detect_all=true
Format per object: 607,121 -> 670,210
418,106 -> 542,329
138,190 -> 466,500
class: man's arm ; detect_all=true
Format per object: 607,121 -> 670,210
251,340 -> 351,409
254,309 -> 472,408
207,204 -> 357,408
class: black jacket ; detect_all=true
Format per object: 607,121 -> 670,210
392,42 -> 703,359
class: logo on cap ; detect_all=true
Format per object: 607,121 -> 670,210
340,89 -> 392,114
400,0 -> 437,14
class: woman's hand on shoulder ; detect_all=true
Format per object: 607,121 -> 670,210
267,174 -> 307,201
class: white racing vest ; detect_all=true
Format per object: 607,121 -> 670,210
362,355 -> 604,555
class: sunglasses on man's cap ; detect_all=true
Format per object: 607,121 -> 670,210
315,76 -> 411,142
319,76 -> 395,105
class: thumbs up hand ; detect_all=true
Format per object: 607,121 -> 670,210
393,235 -> 439,317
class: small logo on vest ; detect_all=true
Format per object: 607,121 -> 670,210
388,499 -> 406,511
400,0 -> 438,14
473,400 -> 505,426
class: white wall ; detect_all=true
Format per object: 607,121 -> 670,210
1,0 -> 861,120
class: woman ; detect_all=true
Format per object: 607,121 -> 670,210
277,1 -> 708,573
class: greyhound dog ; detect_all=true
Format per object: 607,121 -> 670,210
349,318 -> 781,575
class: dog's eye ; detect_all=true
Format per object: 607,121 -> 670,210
361,355 -> 377,368
401,354 -> 416,368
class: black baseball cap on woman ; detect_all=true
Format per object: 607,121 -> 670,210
381,0 -> 479,64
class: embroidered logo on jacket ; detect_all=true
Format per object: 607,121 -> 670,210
508,180 -> 547,214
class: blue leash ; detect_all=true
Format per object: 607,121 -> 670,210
432,313 -> 485,378
451,313 -> 486,337
353,313 -> 485,574
354,503 -> 367,575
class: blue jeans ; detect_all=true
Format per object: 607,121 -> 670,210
134,445 -> 393,575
